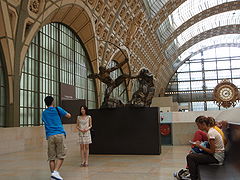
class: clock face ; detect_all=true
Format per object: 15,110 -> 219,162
213,80 -> 239,108
219,87 -> 234,101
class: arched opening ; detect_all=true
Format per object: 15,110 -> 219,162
20,23 -> 97,126
0,45 -> 7,127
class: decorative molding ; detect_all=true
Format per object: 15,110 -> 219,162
29,0 -> 40,14
125,11 -> 144,47
95,0 -> 104,13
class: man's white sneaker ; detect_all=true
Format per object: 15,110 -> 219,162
51,171 -> 63,180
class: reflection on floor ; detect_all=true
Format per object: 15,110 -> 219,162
0,145 -> 189,180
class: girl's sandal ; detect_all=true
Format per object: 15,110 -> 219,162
80,163 -> 85,167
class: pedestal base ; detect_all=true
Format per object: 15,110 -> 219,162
89,107 -> 160,155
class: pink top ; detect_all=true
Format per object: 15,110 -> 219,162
192,130 -> 208,142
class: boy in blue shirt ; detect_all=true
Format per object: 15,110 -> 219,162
42,96 -> 71,180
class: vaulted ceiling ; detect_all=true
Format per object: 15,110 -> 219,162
144,0 -> 240,95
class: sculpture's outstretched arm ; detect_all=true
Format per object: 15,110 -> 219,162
87,73 -> 100,79
109,58 -> 129,72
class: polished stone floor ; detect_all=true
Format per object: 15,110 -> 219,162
0,144 -> 189,180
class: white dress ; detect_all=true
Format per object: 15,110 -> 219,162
78,115 -> 92,144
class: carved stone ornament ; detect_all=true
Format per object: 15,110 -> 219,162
29,0 -> 40,14
213,79 -> 240,108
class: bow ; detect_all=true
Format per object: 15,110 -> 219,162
97,39 -> 132,97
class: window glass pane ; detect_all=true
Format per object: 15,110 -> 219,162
177,73 -> 190,81
215,47 -> 230,58
232,69 -> 240,78
146,0 -> 169,17
191,81 -> 203,90
190,63 -> 201,71
230,47 -> 240,56
204,61 -> 216,70
231,59 -> 240,69
206,101 -> 219,111
205,80 -> 218,90
232,79 -> 240,87
192,102 -> 204,111
190,72 -> 202,81
178,81 -> 190,91
178,73 -> 189,81
218,70 -> 231,79
205,71 -> 217,80
217,60 -> 230,70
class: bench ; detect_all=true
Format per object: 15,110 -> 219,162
199,123 -> 240,180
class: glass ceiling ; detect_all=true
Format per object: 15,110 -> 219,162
165,10 -> 240,60
157,0 -> 237,43
145,0 -> 169,17
175,34 -> 240,63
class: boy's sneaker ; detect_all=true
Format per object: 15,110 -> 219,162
51,171 -> 63,180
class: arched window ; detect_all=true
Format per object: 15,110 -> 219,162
20,23 -> 97,126
0,50 -> 6,127
165,46 -> 240,111
101,60 -> 128,104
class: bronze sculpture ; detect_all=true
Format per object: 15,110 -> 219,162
128,68 -> 155,107
88,58 -> 130,108
87,40 -> 155,108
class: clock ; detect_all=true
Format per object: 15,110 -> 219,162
213,79 -> 239,108
219,86 -> 233,101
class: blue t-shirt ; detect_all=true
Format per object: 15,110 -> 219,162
42,106 -> 68,139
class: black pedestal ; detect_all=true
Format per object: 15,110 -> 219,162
88,107 -> 161,155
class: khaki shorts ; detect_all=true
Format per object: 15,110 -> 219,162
47,134 -> 67,161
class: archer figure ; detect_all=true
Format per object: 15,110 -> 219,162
88,58 -> 130,106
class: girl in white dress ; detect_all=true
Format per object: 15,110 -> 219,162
76,106 -> 92,167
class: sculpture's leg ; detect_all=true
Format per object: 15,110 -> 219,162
145,88 -> 155,106
103,86 -> 114,104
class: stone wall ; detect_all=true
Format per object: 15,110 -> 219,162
0,124 -> 78,155
172,122 -> 197,145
